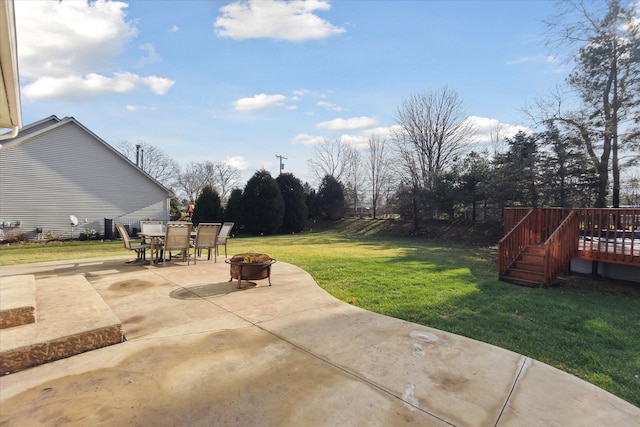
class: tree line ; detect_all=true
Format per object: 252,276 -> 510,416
118,0 -> 639,234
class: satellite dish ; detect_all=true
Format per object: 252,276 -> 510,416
70,215 -> 79,226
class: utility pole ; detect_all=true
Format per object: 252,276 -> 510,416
275,154 -> 287,175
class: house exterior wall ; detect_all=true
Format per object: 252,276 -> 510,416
0,119 -> 171,240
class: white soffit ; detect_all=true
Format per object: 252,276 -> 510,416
0,0 -> 21,139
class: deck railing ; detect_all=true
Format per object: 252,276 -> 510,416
498,208 -> 535,276
503,208 -> 532,233
500,208 -> 574,278
576,208 -> 640,266
543,210 -> 579,284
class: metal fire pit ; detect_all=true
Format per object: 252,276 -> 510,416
225,253 -> 276,289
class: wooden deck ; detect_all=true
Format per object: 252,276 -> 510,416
499,208 -> 640,286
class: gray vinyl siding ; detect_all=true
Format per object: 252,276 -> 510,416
0,120 -> 171,240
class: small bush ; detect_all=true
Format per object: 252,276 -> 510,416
79,229 -> 98,241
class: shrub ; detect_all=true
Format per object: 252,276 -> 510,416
242,169 -> 284,235
276,173 -> 307,233
224,188 -> 244,226
317,175 -> 345,220
79,229 -> 98,241
192,185 -> 223,226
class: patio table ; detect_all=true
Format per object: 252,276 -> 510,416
138,231 -> 196,264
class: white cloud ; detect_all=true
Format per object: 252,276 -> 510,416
226,156 -> 249,171
506,56 -> 529,66
22,72 -> 175,100
316,116 -> 378,131
465,116 -> 531,145
261,160 -> 275,170
316,101 -> 344,112
292,132 -> 367,150
23,73 -> 136,100
362,125 -> 402,140
15,0 -> 174,100
505,54 -> 566,73
141,76 -> 175,95
339,134 -> 368,150
233,93 -> 288,112
137,43 -> 161,67
292,133 -> 325,146
126,105 -> 157,111
215,0 -> 345,42
170,25 -> 180,33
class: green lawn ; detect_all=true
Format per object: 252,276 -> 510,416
1,224 -> 638,407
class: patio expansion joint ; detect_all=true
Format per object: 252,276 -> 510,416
252,321 -> 459,427
494,355 -> 532,427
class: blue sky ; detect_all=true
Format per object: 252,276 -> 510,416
15,0 -> 570,185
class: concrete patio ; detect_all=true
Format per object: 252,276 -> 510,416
0,256 -> 638,426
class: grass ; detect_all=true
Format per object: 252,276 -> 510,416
1,221 -> 639,407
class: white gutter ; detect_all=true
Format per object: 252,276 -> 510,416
0,0 -> 22,140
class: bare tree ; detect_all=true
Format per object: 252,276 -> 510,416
176,161 -> 206,203
306,137 -> 351,184
541,0 -> 640,207
175,160 -> 241,203
118,141 -> 179,188
209,161 -> 241,202
393,87 -> 476,192
366,133 -> 392,218
392,133 -> 424,230
489,121 -> 507,156
343,146 -> 367,217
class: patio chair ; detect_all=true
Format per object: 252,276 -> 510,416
192,223 -> 221,263
140,220 -> 164,244
216,222 -> 234,258
161,222 -> 193,266
115,222 -> 151,263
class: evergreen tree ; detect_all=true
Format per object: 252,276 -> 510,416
169,196 -> 183,221
191,185 -> 223,226
538,126 -> 599,207
303,182 -> 319,219
488,132 -> 540,209
276,173 -> 308,233
242,170 -> 284,235
317,175 -> 345,220
224,188 -> 244,226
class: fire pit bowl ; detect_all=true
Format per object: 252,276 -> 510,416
225,253 -> 276,288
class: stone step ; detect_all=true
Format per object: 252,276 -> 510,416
0,275 -> 36,329
0,274 -> 124,375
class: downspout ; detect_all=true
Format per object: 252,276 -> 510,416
0,126 -> 19,141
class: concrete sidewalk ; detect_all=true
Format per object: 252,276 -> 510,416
1,257 -> 638,426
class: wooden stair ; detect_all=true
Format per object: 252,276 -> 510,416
0,274 -> 125,375
502,245 -> 546,287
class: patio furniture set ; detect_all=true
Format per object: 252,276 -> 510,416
115,221 -> 275,288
